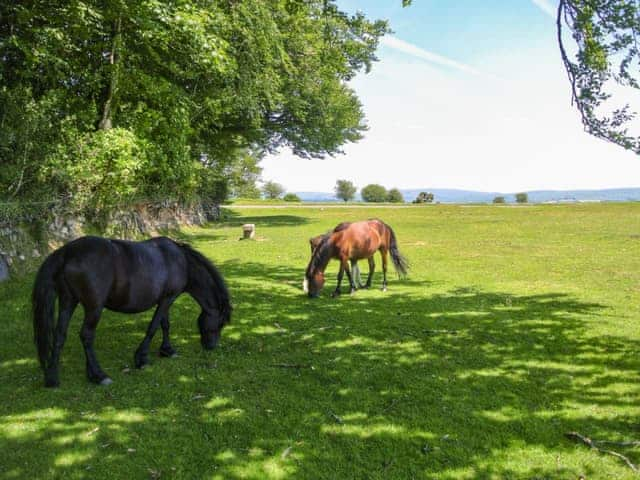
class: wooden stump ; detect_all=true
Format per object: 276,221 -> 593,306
242,224 -> 256,240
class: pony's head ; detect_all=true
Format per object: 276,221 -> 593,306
303,270 -> 325,298
197,309 -> 229,350
179,242 -> 232,349
304,234 -> 332,298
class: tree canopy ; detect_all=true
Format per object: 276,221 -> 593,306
361,184 -> 388,202
0,1 -> 389,211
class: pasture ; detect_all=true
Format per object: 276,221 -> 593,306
0,203 -> 639,479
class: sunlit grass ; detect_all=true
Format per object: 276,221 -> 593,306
0,203 -> 639,478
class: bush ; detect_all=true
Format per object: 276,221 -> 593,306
361,184 -> 388,202
387,188 -> 404,203
493,196 -> 506,204
283,193 -> 301,202
42,128 -> 148,214
515,192 -> 528,203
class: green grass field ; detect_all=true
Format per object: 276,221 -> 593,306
1,204 -> 639,479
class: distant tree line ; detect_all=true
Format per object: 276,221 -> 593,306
333,179 -> 434,203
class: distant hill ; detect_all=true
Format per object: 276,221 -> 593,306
294,188 -> 640,203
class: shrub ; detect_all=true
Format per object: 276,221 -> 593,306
42,128 -> 148,214
515,192 -> 528,203
493,196 -> 506,204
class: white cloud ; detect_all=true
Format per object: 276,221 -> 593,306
530,0 -> 556,18
379,35 -> 500,80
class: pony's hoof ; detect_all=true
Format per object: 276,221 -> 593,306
100,377 -> 113,386
44,378 -> 60,388
382,287 -> 388,292
331,291 -> 341,298
159,347 -> 177,358
135,357 -> 148,369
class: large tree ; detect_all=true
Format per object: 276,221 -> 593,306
0,1 -> 389,209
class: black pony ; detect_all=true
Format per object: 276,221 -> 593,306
32,236 -> 231,387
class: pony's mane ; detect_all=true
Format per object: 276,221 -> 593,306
306,235 -> 333,277
179,242 -> 232,325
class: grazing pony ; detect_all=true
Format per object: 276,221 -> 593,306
309,222 -> 362,287
32,236 -> 231,387
304,219 -> 408,298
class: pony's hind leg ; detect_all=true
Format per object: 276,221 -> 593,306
135,297 -> 175,368
351,260 -> 364,289
380,249 -> 389,292
79,307 -> 111,385
45,290 -> 78,387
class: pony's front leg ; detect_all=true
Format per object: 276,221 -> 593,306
135,299 -> 172,368
342,258 -> 357,295
159,297 -> 178,358
79,307 -> 111,385
332,263 -> 345,297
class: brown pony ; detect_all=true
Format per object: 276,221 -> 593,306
304,219 -> 408,298
309,222 -> 362,287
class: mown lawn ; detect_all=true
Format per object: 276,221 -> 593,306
1,203 -> 639,479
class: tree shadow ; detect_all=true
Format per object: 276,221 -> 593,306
220,210 -> 313,228
0,259 -> 638,479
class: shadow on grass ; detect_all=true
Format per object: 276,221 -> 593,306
0,259 -> 638,479
218,208 -> 313,228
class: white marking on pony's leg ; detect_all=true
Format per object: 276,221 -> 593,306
303,278 -> 309,293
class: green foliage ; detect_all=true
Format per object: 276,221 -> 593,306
42,128 -> 148,214
558,0 -> 640,152
283,193 -> 301,202
228,152 -> 263,199
334,179 -> 357,202
515,192 -> 528,204
493,196 -> 506,204
361,184 -> 388,202
386,188 -> 404,203
262,181 -> 285,200
413,192 -> 434,204
0,1 -> 389,211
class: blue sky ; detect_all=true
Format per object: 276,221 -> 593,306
261,0 -> 640,193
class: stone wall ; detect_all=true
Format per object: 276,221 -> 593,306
0,201 -> 220,281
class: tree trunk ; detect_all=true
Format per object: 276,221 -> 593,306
98,16 -> 121,131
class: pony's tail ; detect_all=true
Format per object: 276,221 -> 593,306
32,248 -> 64,370
386,223 -> 409,278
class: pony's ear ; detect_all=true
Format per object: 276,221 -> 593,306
303,278 -> 309,293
